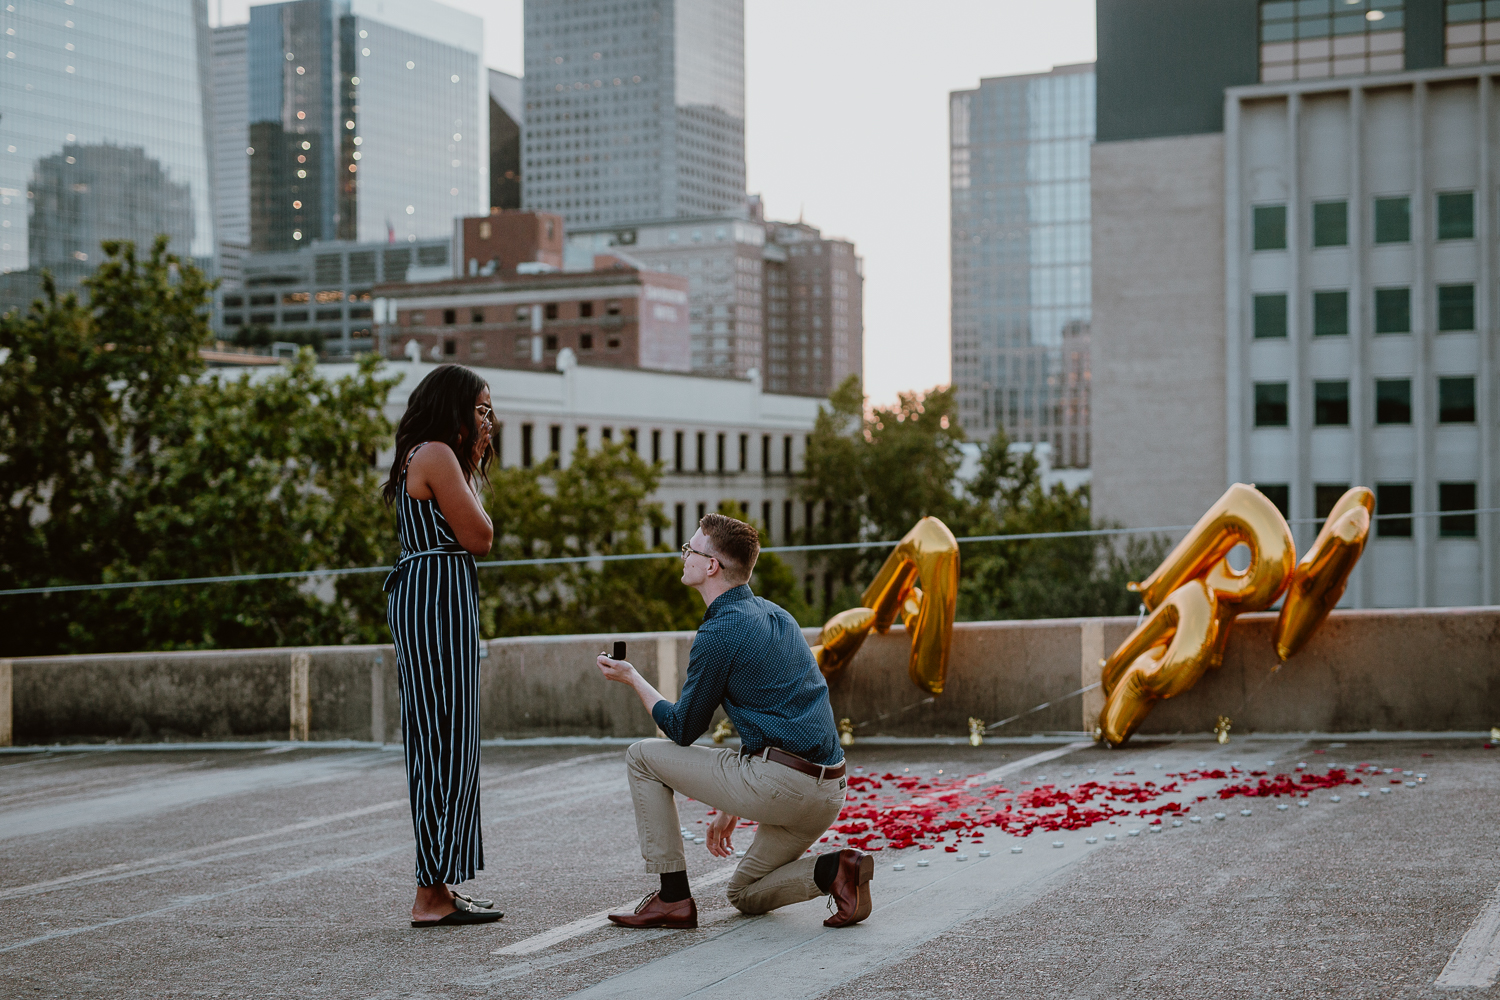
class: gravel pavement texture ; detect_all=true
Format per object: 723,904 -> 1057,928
1,736 -> 1496,999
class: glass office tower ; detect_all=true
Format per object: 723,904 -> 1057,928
245,0 -> 485,253
0,0 -> 214,310
522,0 -> 746,227
950,63 -> 1094,468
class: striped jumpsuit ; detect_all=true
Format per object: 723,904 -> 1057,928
386,443 -> 484,887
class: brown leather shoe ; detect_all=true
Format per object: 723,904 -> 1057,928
608,891 -> 698,929
823,849 -> 874,927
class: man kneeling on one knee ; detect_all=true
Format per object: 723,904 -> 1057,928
595,513 -> 872,930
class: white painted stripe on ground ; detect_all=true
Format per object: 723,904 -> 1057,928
966,740 -> 1096,786
493,864 -> 739,956
1436,880 -> 1500,987
0,751 -> 619,901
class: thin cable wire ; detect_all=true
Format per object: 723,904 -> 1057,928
3,506 -> 1494,599
984,682 -> 1103,732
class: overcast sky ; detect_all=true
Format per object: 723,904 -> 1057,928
211,1 -> 1097,405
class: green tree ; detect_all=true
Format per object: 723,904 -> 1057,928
0,238 -> 397,655
959,429 -> 1166,621
798,376 -> 1165,623
481,439 -> 700,637
801,375 -> 967,616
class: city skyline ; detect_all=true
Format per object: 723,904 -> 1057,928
210,0 -> 1100,406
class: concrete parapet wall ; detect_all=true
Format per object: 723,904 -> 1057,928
6,607 -> 1497,745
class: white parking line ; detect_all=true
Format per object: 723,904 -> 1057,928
493,864 -> 739,956
1436,880 -> 1500,987
967,741 -> 1096,786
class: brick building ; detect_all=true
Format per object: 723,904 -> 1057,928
376,260 -> 690,372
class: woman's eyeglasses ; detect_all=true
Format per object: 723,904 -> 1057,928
680,542 -> 716,564
475,404 -> 495,427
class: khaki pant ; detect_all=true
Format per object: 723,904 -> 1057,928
624,739 -> 847,915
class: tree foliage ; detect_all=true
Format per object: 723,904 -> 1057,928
0,238 -> 396,655
800,375 -> 1165,623
481,440 -> 701,637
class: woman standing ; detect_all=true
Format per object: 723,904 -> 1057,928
381,364 -> 501,927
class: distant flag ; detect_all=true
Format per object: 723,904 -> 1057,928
386,219 -> 395,244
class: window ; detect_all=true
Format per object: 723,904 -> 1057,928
715,432 -> 724,471
1438,376 -> 1476,423
1436,191 -> 1475,240
601,427 -> 613,442
549,425 -> 561,454
1313,290 -> 1348,336
544,334 -> 558,351
674,431 -> 684,472
1255,382 -> 1289,426
1253,204 -> 1287,250
675,502 -> 685,549
544,303 -> 559,320
783,435 -> 794,473
1374,287 -> 1410,334
223,315 -> 243,326
762,501 -> 772,534
607,300 -> 622,316
1312,200 -> 1347,247
1315,483 -> 1350,519
762,434 -> 771,472
223,295 -> 244,308
784,499 -> 794,544
652,429 -> 662,464
1438,284 -> 1475,331
1257,483 -> 1290,519
1253,293 -> 1288,339
521,423 -> 534,469
442,338 -> 456,357
443,308 -> 456,325
316,308 -> 342,321
626,428 -> 638,452
1314,380 -> 1349,425
471,309 -> 484,324
579,332 -> 593,350
606,337 -> 621,350
697,502 -> 706,524
470,338 -> 485,358
409,311 -> 425,325
349,307 -> 372,320
250,294 -> 275,307
514,306 -> 530,321
579,301 -> 594,318
1446,0 -> 1500,63
283,310 -> 308,323
1373,196 -> 1410,243
1259,1 -> 1405,82
653,521 -> 663,548
1440,482 -> 1477,537
1375,483 -> 1412,537
1375,379 -> 1411,424
577,426 -> 589,451
739,434 -> 749,471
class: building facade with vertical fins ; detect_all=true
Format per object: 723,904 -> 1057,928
1092,0 -> 1493,608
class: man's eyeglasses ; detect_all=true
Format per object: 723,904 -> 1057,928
680,542 -> 716,564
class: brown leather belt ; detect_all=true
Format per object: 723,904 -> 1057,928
742,745 -> 846,780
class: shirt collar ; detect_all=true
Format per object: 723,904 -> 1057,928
704,584 -> 753,619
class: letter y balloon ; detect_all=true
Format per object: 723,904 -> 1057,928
1096,483 -> 1373,746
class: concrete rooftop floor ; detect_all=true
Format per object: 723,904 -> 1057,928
1,735 -> 1498,999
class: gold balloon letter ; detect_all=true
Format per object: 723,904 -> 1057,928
1098,579 -> 1219,745
1274,487 -> 1373,662
1099,483 -> 1295,745
810,517 -> 960,695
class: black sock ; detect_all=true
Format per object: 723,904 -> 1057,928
659,870 -> 691,903
813,851 -> 842,894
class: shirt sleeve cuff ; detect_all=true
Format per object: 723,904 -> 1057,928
650,699 -> 674,735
